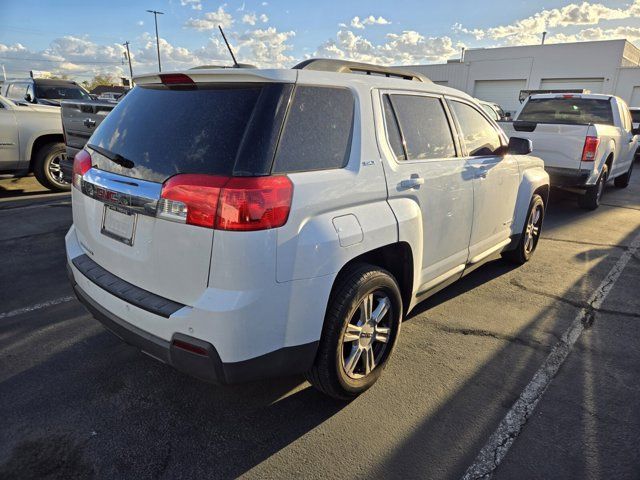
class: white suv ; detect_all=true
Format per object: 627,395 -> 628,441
65,60 -> 549,399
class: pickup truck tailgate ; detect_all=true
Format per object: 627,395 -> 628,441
61,101 -> 115,153
508,122 -> 592,170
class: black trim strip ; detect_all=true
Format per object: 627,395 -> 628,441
71,254 -> 184,318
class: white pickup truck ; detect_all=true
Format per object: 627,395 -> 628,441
502,93 -> 638,209
0,95 -> 69,191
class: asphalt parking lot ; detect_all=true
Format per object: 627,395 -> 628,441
1,173 -> 639,479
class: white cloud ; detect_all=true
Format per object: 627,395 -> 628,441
314,28 -> 459,65
180,0 -> 202,10
261,1 -> 268,5
242,13 -> 257,25
185,6 -> 234,31
260,13 -> 269,23
236,27 -> 296,67
137,20 -> 144,27
350,15 -> 391,30
455,0 -> 640,45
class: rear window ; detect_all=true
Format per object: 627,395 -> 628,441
89,83 -> 292,182
518,97 -> 614,125
36,84 -> 91,100
272,86 -> 354,173
631,110 -> 640,123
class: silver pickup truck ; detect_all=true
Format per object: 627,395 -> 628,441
60,99 -> 117,181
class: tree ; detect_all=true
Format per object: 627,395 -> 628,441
85,74 -> 119,92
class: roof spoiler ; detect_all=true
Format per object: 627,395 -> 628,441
293,59 -> 431,83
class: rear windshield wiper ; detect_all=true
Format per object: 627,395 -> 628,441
87,144 -> 135,169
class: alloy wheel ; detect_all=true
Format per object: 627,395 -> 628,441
48,152 -> 70,187
341,291 -> 393,379
524,204 -> 542,254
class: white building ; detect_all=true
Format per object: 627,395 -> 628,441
406,39 -> 640,114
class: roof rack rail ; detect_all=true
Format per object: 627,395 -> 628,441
293,59 -> 431,83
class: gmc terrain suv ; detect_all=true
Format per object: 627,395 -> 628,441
66,60 -> 549,399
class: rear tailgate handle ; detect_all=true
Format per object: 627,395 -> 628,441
400,176 -> 425,189
83,118 -> 96,128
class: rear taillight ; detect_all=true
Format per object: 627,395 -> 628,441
581,136 -> 600,162
158,174 -> 293,231
158,174 -> 227,228
216,176 -> 293,231
73,149 -> 92,189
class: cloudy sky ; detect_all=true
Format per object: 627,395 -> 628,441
2,0 -> 640,81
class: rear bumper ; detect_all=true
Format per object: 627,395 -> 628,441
545,166 -> 591,187
66,257 -> 319,385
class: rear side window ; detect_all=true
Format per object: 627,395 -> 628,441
386,94 -> 456,160
382,95 -> 406,161
89,84 -> 291,182
272,86 -> 354,173
450,101 -> 503,156
517,97 -> 614,125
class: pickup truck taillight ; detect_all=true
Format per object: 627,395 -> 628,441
158,174 -> 293,231
73,149 -> 92,189
581,136 -> 600,162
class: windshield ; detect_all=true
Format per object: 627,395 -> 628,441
35,85 -> 91,100
518,97 -> 614,125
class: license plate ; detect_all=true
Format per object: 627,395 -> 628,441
101,205 -> 137,246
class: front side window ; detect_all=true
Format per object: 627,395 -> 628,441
272,86 -> 354,173
480,103 -> 499,121
387,94 -> 456,160
450,101 -> 503,156
8,83 -> 28,99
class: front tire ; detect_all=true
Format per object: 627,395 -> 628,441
306,264 -> 402,400
614,161 -> 633,188
33,142 -> 71,192
578,164 -> 607,210
502,194 -> 545,265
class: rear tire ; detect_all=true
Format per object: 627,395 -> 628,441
33,142 -> 71,192
614,161 -> 633,188
502,194 -> 544,265
306,264 -> 402,400
578,164 -> 607,211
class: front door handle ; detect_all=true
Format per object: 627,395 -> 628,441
475,169 -> 488,179
400,176 -> 425,189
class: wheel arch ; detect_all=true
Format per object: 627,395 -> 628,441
27,133 -> 65,172
329,242 -> 414,319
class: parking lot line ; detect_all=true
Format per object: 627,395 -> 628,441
462,229 -> 640,480
0,296 -> 75,320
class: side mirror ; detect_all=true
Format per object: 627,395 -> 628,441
24,93 -> 34,103
505,112 -> 512,119
507,136 -> 532,155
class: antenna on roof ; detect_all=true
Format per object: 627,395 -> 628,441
218,25 -> 239,68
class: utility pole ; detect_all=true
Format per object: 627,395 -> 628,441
541,31 -> 547,45
146,9 -> 164,72
123,41 -> 133,87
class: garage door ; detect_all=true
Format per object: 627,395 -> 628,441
473,79 -> 527,115
630,86 -> 640,107
539,78 -> 604,94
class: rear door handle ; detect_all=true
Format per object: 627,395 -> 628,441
83,118 -> 96,128
400,176 -> 425,189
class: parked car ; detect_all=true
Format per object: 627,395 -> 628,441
0,95 -> 69,191
65,60 -> 549,399
477,99 -> 509,121
3,78 -> 92,107
97,92 -> 122,102
502,93 -> 638,210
